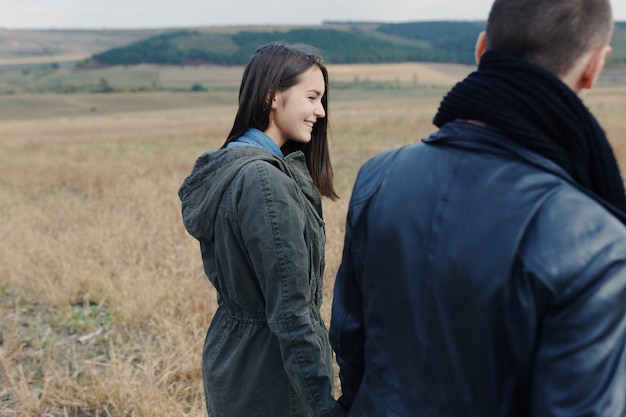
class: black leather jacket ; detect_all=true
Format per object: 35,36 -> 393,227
330,121 -> 626,416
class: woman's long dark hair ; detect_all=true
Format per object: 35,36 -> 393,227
222,43 -> 338,200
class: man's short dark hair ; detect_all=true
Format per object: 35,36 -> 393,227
486,0 -> 613,76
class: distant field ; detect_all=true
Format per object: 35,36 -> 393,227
2,54 -> 624,95
0,28 -> 165,59
0,54 -> 90,66
0,59 -> 475,94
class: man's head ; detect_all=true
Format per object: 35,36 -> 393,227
483,0 -> 613,77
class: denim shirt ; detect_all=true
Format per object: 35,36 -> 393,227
226,128 -> 284,158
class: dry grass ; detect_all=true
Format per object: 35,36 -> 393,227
0,105 -> 221,416
1,69 -> 625,416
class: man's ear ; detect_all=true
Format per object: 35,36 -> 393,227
579,45 -> 612,90
475,31 -> 488,65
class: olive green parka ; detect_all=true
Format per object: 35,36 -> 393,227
179,145 -> 344,417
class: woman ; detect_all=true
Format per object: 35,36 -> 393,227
178,43 -> 345,417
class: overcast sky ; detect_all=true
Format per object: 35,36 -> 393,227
4,0 -> 625,30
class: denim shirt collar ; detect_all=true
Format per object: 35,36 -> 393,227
226,128 -> 284,158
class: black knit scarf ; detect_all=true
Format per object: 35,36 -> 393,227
433,50 -> 626,221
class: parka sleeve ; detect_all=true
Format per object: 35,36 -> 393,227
237,161 -> 345,417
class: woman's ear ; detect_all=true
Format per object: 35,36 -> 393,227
269,91 -> 283,110
475,31 -> 488,65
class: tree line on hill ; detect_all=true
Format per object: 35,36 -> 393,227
81,21 -> 626,68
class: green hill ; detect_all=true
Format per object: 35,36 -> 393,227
83,21 -> 626,68
84,25 -> 462,67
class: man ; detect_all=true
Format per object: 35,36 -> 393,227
329,0 -> 626,415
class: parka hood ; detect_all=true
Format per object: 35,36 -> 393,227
178,147 -> 280,241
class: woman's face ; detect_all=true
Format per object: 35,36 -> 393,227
265,65 -> 326,148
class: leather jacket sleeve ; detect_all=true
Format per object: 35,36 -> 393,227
330,150 -> 398,410
521,188 -> 626,416
329,217 -> 366,410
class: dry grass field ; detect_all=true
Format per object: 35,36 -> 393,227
1,63 -> 626,416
